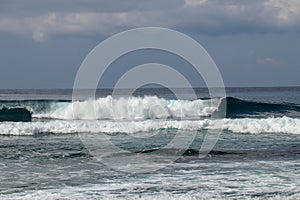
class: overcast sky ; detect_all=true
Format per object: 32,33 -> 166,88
0,0 -> 300,88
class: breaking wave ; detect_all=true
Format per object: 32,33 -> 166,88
0,96 -> 299,125
1,116 -> 300,135
33,96 -> 220,120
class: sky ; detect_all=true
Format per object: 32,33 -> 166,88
0,0 -> 300,88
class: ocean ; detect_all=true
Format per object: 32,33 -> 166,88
0,87 -> 299,199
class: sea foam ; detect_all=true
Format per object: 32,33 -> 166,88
33,96 -> 220,120
1,116 -> 300,135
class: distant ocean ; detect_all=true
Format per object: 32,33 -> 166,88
1,87 -> 300,199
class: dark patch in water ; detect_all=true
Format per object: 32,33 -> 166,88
0,108 -> 32,122
134,148 -> 300,159
217,97 -> 300,118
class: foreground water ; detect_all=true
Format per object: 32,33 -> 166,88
0,87 -> 299,199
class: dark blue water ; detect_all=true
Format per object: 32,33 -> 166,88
0,87 -> 300,199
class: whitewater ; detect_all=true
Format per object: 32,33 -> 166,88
1,116 -> 300,135
33,96 -> 220,120
1,88 -> 300,199
1,95 -> 300,135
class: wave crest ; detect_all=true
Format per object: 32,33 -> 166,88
34,96 -> 220,120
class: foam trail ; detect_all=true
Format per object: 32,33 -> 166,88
34,96 -> 220,120
1,116 -> 300,135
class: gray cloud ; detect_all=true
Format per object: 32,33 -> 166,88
0,0 -> 300,41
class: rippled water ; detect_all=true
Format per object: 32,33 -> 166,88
0,87 -> 300,199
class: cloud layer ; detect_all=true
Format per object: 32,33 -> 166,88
0,0 -> 299,41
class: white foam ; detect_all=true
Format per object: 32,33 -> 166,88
33,96 -> 219,120
222,116 -> 300,134
1,116 -> 300,135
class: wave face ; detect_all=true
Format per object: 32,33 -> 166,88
223,97 -> 300,118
